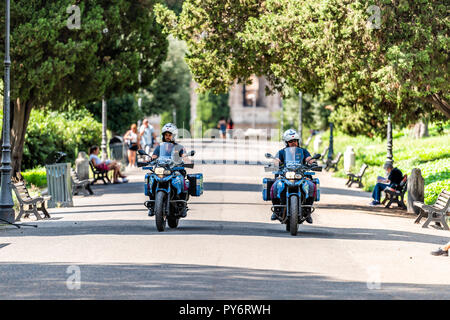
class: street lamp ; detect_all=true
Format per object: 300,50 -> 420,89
298,91 -> 303,147
101,97 -> 108,161
325,105 -> 335,161
0,0 -> 15,223
386,113 -> 393,166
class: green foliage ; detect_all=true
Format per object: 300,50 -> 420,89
0,0 -> 168,173
140,36 -> 191,128
281,89 -> 331,133
22,108 -> 102,170
155,0 -> 449,126
196,91 -> 230,131
330,127 -> 450,205
21,167 -> 47,188
85,94 -> 143,136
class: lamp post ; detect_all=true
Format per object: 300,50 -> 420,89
280,98 -> 284,139
101,97 -> 107,161
298,91 -> 303,147
386,113 -> 393,166
0,0 -> 15,223
327,122 -> 334,161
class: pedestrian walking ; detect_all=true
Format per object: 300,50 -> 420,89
123,123 -> 140,168
431,240 -> 450,256
218,117 -> 227,139
227,118 -> 234,138
139,118 -> 156,155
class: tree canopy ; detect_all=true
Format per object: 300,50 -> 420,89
155,0 -> 449,127
0,0 -> 168,173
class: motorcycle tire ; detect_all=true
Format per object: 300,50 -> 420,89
155,191 -> 167,232
168,217 -> 179,228
289,196 -> 299,236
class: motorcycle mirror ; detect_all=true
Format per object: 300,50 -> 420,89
265,153 -> 273,159
137,161 -> 147,167
138,149 -> 148,156
312,153 -> 321,160
189,150 -> 195,156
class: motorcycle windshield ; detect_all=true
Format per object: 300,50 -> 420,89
284,147 -> 304,167
157,142 -> 184,165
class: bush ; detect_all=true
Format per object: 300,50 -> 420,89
21,167 -> 47,188
22,108 -> 102,170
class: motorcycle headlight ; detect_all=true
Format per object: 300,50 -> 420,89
286,172 -> 295,179
163,170 -> 172,175
155,167 -> 164,175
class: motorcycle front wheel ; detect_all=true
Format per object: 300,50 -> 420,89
289,196 -> 299,236
155,191 -> 167,232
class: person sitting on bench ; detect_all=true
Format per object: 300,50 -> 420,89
89,145 -> 128,184
369,162 -> 403,206
431,240 -> 450,256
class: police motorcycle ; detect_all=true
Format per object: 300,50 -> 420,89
263,148 -> 322,236
137,142 -> 203,232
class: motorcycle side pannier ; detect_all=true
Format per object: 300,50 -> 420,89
187,173 -> 203,197
262,178 -> 275,201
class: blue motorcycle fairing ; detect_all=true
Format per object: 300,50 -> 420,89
275,178 -> 313,200
147,172 -> 185,196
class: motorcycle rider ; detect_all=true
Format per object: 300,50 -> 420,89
149,123 -> 190,217
271,129 -> 318,223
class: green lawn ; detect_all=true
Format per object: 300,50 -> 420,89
318,122 -> 450,205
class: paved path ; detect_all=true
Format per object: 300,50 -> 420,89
0,164 -> 449,299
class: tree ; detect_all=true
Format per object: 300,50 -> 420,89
85,94 -> 143,136
140,36 -> 191,128
155,0 -> 449,128
196,91 -> 229,131
0,0 -> 168,174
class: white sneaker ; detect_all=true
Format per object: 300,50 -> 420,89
122,178 -> 129,183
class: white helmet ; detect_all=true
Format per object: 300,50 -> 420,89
283,129 -> 300,144
161,123 -> 178,142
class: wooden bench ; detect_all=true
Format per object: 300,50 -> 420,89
413,189 -> 450,230
346,164 -> 368,188
12,180 -> 51,221
325,152 -> 342,171
89,160 -> 111,185
71,169 -> 94,196
381,174 -> 408,210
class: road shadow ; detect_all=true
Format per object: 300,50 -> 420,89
2,219 -> 449,245
0,262 -> 448,299
317,203 -> 415,218
321,187 -> 371,198
204,182 -> 261,192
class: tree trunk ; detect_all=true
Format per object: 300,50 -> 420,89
426,93 -> 450,119
407,168 -> 425,215
10,98 -> 33,176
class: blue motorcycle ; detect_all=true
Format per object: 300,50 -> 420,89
263,148 -> 322,235
138,143 -> 203,232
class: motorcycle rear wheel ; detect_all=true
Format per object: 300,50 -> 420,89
168,217 -> 179,228
155,191 -> 167,232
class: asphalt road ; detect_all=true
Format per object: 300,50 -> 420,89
0,164 -> 449,299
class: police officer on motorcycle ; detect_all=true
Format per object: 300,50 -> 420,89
271,129 -> 318,223
149,123 -> 190,217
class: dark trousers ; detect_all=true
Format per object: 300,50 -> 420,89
372,183 -> 389,202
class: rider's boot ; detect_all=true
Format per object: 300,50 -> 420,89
145,200 -> 155,216
180,207 -> 188,218
304,198 -> 313,224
